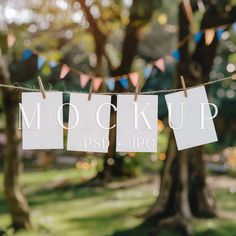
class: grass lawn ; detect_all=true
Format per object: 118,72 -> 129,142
0,169 -> 236,236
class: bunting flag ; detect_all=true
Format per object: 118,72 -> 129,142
205,29 -> 215,46
144,65 -> 153,80
197,0 -> 206,13
37,56 -> 46,70
93,78 -> 103,92
171,49 -> 180,62
23,49 -> 33,60
49,60 -> 59,68
194,32 -> 203,43
60,64 -> 70,79
80,74 -> 90,88
119,77 -> 129,89
154,58 -> 165,72
216,28 -> 224,40
105,78 -> 116,91
7,33 -> 16,48
129,72 -> 139,87
233,23 -> 236,33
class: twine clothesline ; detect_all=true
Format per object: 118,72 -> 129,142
0,75 -> 235,95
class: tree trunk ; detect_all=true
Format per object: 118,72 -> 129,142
0,53 -> 31,230
144,1 -> 236,234
98,0 -> 156,182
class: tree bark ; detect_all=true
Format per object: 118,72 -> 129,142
144,1 -> 236,234
97,0 -> 156,182
0,53 -> 31,230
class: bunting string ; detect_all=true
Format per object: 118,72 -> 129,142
0,74 -> 235,95
28,23 -> 230,79
3,21 -> 236,91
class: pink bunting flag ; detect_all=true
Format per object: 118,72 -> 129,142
60,64 -> 70,79
7,33 -> 16,48
93,78 -> 103,92
154,58 -> 165,72
205,29 -> 215,46
129,72 -> 139,87
80,74 -> 90,88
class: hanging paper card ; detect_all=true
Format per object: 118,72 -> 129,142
116,95 -> 158,152
165,86 -> 218,151
67,94 -> 111,153
20,92 -> 63,150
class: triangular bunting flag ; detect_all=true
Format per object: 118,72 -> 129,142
129,72 -> 139,87
194,32 -> 203,43
93,78 -> 103,92
205,29 -> 215,46
171,49 -> 180,61
23,49 -> 33,60
154,58 -> 165,72
60,64 -> 70,79
49,60 -> 58,68
7,33 -> 16,48
105,78 -> 116,91
216,28 -> 224,40
80,74 -> 90,88
37,56 -> 46,70
144,65 -> 153,80
119,77 -> 129,89
233,23 -> 236,33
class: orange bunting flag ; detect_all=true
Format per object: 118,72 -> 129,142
80,74 -> 90,88
183,0 -> 193,23
129,72 -> 139,87
60,64 -> 70,79
205,29 -> 215,46
154,58 -> 165,72
93,78 -> 103,92
7,33 -> 16,48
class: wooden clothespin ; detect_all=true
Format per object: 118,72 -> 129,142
37,76 -> 46,99
180,75 -> 188,97
134,76 -> 141,101
88,77 -> 94,101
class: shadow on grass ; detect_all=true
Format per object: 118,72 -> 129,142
112,219 -> 236,236
27,187 -> 118,208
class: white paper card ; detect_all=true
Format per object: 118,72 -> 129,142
116,95 -> 158,152
67,94 -> 111,153
165,86 -> 218,150
21,92 -> 63,150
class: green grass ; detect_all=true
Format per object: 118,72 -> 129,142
0,169 -> 236,236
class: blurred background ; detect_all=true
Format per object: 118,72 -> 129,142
0,0 -> 236,235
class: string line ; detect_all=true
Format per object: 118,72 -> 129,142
29,23 -> 230,80
0,75 -> 234,95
